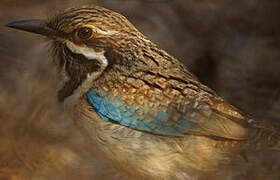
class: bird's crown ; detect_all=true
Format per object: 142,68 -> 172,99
48,6 -> 141,37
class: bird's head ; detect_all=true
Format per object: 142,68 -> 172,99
7,6 -> 153,101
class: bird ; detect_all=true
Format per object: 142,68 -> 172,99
6,5 -> 280,180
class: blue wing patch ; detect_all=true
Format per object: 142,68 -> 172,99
87,90 -> 198,136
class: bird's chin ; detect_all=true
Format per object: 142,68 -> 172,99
57,71 -> 71,92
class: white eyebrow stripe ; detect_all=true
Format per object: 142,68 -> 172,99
96,29 -> 119,35
82,25 -> 119,36
65,41 -> 108,67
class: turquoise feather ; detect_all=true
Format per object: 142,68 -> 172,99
87,90 -> 198,136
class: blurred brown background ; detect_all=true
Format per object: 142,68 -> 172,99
0,0 -> 280,179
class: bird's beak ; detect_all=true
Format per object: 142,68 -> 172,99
6,19 -> 54,37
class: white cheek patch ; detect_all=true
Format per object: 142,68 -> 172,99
65,41 -> 108,67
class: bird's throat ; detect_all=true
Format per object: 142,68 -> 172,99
57,41 -> 109,102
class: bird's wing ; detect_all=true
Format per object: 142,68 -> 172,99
87,89 -> 250,140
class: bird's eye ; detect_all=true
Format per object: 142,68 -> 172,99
77,27 -> 93,40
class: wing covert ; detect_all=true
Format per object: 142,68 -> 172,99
87,89 -> 249,139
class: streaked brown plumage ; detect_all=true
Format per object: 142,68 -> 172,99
7,5 -> 280,180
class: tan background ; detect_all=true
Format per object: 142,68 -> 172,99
0,0 -> 280,179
